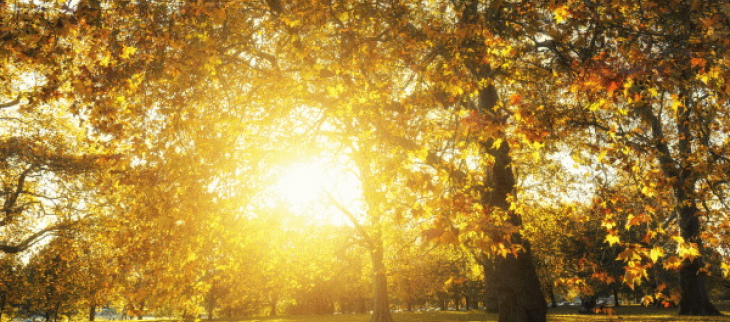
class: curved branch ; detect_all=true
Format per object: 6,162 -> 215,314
0,223 -> 69,254
0,96 -> 20,109
324,191 -> 374,249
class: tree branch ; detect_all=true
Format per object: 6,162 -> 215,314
0,96 -> 20,109
0,223 -> 69,254
2,165 -> 36,220
324,191 -> 375,249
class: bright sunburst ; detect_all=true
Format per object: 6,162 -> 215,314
276,162 -> 328,206
274,159 -> 362,225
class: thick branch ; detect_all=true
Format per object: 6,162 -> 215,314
0,224 -> 68,254
2,166 -> 35,222
0,96 -> 21,109
636,103 -> 679,178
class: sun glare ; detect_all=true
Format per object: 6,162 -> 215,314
276,162 -> 327,206
274,160 -> 362,225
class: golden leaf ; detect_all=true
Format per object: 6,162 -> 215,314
120,46 -> 137,59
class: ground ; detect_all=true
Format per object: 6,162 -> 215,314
199,304 -> 730,322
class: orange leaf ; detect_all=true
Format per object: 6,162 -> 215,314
607,81 -> 620,93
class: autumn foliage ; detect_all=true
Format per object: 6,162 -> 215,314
1,1 -> 729,322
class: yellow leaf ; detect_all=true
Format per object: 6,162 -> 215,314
678,243 -> 701,263
121,46 -> 137,59
617,248 -> 640,262
100,52 -> 112,67
605,233 -> 620,246
554,6 -> 569,23
650,247 -> 664,263
492,138 -> 503,149
670,97 -> 682,112
531,151 -> 540,162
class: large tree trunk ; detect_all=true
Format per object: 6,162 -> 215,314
480,85 -> 547,322
369,241 -> 393,322
672,97 -> 720,316
493,236 -> 546,322
676,195 -> 721,315
482,255 -> 499,313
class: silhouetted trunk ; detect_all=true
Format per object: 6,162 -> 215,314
370,243 -> 393,322
547,283 -> 557,308
493,234 -> 547,322
676,195 -> 721,315
672,96 -> 720,316
479,85 -> 548,322
89,302 -> 97,321
482,255 -> 499,313
613,289 -> 620,307
0,293 -> 6,321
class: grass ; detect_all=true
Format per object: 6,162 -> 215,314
210,303 -> 730,322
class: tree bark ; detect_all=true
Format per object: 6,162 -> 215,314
672,96 -> 720,316
0,292 -> 6,322
676,195 -> 721,315
369,242 -> 393,322
478,85 -> 547,322
547,283 -> 557,308
269,294 -> 278,317
635,90 -> 721,315
89,302 -> 97,321
482,255 -> 499,313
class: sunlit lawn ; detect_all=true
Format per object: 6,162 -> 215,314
215,303 -> 730,322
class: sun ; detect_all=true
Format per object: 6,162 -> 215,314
274,159 -> 362,225
276,162 -> 327,206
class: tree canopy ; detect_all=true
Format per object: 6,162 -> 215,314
1,1 -> 729,322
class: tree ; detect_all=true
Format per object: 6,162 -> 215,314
22,238 -> 87,322
0,255 -> 22,321
384,1 -> 551,320
0,129 -> 103,254
527,0 -> 729,315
